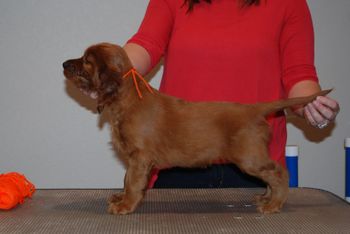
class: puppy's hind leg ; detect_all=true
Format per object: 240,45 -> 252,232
255,185 -> 271,206
256,161 -> 289,214
108,153 -> 152,215
230,142 -> 288,214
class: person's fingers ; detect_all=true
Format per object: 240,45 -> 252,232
315,96 -> 340,120
303,105 -> 317,126
307,102 -> 326,124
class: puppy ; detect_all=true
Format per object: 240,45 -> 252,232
63,42 -> 331,214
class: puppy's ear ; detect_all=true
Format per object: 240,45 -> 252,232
96,68 -> 122,113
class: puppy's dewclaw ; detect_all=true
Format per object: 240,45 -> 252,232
63,42 -> 332,214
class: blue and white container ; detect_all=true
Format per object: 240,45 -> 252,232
286,145 -> 299,188
346,138 -> 350,202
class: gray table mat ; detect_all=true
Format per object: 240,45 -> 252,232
1,188 -> 349,233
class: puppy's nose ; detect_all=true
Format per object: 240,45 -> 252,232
62,61 -> 75,72
62,61 -> 71,70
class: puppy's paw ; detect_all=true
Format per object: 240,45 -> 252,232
257,202 -> 281,214
108,201 -> 135,215
108,192 -> 125,204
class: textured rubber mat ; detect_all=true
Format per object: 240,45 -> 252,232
1,188 -> 349,233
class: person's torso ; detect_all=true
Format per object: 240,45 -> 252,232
160,0 -> 289,104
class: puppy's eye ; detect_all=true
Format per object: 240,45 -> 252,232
83,60 -> 91,65
83,60 -> 93,70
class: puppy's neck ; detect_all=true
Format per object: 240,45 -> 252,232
122,68 -> 154,99
106,70 -> 155,117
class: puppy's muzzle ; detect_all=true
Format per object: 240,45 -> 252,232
62,61 -> 75,73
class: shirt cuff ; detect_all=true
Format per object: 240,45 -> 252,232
282,64 -> 319,95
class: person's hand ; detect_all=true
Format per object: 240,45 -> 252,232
303,96 -> 340,129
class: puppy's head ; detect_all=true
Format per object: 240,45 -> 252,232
63,43 -> 132,113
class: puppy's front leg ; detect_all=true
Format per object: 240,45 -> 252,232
108,154 -> 152,215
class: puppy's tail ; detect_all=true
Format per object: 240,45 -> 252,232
255,89 -> 332,116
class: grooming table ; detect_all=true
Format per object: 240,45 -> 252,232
1,188 -> 349,233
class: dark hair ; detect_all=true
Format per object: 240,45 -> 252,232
184,0 -> 260,12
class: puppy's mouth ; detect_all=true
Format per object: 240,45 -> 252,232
64,70 -> 98,99
81,89 -> 98,99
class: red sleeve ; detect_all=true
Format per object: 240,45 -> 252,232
280,0 -> 319,95
127,0 -> 175,69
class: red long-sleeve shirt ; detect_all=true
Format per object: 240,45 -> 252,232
128,0 -> 318,167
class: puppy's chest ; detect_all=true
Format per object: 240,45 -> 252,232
107,108 -> 128,151
109,118 -> 138,155
110,122 -> 126,151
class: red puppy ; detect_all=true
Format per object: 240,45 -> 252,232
63,43 -> 331,214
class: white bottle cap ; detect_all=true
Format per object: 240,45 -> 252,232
286,145 -> 299,157
345,138 -> 350,148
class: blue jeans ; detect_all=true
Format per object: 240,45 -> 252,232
153,164 -> 266,188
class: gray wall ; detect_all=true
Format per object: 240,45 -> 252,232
0,0 -> 349,198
